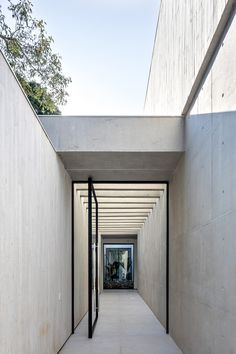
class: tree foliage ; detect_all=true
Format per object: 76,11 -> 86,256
18,76 -> 61,114
0,0 -> 71,114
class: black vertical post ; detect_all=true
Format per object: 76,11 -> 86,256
88,177 -> 92,338
71,182 -> 74,334
166,182 -> 169,334
95,194 -> 99,315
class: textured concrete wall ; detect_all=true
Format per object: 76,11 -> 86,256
138,189 -> 166,328
74,189 -> 88,327
145,0 -> 236,352
169,14 -> 236,353
0,53 -> 72,353
145,0 -> 228,115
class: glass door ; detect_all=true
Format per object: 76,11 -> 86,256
88,178 -> 99,338
104,244 -> 134,289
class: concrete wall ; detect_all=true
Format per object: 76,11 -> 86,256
0,53 -> 72,353
74,189 -> 88,327
169,13 -> 236,353
145,1 -> 236,352
138,189 -> 166,328
145,0 -> 230,115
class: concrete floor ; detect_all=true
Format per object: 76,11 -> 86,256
60,291 -> 182,354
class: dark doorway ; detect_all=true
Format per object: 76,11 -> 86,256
103,244 -> 134,289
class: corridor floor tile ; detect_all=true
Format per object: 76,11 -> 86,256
60,291 -> 182,354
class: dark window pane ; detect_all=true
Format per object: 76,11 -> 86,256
104,244 -> 134,289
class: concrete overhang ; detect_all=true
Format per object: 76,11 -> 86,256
39,115 -> 185,181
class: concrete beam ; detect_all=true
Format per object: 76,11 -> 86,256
39,115 -> 184,152
80,190 -> 162,197
77,181 -> 162,234
77,183 -> 165,190
83,197 -> 159,203
40,116 -> 184,181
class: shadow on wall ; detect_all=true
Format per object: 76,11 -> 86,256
170,110 -> 236,353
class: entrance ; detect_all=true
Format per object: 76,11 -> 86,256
103,244 -> 134,289
72,181 -> 169,339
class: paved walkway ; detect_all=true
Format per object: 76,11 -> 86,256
60,290 -> 182,354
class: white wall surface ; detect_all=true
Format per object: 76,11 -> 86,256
0,53 -> 72,354
145,0 -> 228,115
169,14 -> 236,353
138,189 -> 166,328
74,189 -> 88,326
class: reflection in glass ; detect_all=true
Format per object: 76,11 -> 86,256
104,244 -> 134,289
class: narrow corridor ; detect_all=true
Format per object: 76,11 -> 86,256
60,291 -> 182,354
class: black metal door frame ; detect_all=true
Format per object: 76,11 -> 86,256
88,177 -> 99,338
71,180 -> 169,336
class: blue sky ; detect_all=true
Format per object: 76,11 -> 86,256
4,0 -> 160,115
